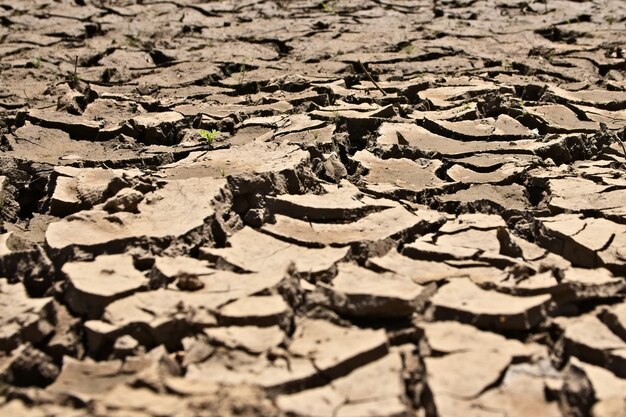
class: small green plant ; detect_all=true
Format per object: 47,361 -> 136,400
514,102 -> 530,120
219,167 -> 226,177
320,1 -> 336,13
197,129 -> 220,145
29,57 -> 42,69
605,16 -> 616,25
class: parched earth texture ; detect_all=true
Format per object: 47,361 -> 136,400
1,0 -> 626,416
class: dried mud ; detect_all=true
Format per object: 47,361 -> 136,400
1,0 -> 626,416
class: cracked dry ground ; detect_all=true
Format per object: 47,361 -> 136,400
1,1 -> 626,417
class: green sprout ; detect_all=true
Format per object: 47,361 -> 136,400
197,129 -> 220,145
29,57 -> 42,69
219,167 -> 226,177
514,103 -> 530,120
321,1 -> 335,13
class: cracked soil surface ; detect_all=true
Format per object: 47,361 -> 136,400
1,0 -> 626,416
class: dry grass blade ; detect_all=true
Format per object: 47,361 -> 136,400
357,60 -> 387,96
615,134 -> 626,160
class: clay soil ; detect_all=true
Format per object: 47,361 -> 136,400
1,0 -> 626,416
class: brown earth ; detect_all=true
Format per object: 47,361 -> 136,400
1,0 -> 626,416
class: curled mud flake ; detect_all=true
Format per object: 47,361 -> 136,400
428,278 -> 551,331
62,254 -> 146,319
